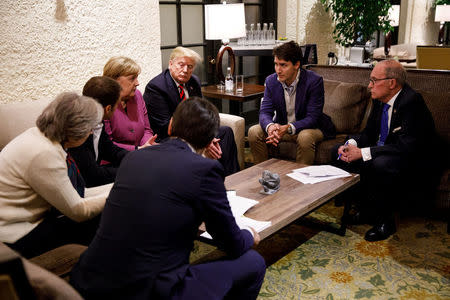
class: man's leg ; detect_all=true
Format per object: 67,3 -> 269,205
295,128 -> 324,164
171,249 -> 266,300
217,126 -> 240,176
248,125 -> 269,164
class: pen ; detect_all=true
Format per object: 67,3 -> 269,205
337,140 -> 349,160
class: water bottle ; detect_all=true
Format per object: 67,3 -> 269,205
225,67 -> 233,92
249,23 -> 255,45
262,23 -> 268,44
268,23 -> 275,44
256,23 -> 262,45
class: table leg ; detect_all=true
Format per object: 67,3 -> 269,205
229,101 -> 243,116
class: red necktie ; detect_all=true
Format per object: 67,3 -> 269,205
179,84 -> 186,101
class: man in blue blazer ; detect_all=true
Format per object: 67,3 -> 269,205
248,41 -> 335,164
143,47 -> 239,176
70,97 -> 266,300
333,60 -> 438,241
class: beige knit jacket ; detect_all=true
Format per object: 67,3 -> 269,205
0,127 -> 112,243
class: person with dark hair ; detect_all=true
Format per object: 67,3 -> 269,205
143,46 -> 240,176
333,60 -> 438,241
68,76 -> 130,187
248,40 -> 335,164
0,92 -> 112,258
70,97 -> 266,300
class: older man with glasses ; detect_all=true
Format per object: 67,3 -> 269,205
332,59 -> 438,242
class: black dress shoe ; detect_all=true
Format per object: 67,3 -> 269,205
364,222 -> 396,242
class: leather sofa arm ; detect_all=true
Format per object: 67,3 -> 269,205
219,113 -> 245,170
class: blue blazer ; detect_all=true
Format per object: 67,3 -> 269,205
259,69 -> 335,138
70,138 -> 254,300
143,69 -> 202,141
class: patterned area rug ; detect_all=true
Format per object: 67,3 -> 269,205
258,205 -> 450,299
190,202 -> 450,299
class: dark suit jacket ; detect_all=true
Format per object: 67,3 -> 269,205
143,69 -> 202,140
350,84 -> 436,164
70,138 -> 253,299
68,128 -> 128,188
260,69 -> 335,138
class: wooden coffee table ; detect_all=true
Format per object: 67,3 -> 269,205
224,158 -> 360,240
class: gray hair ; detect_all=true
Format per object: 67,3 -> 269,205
379,59 -> 407,87
36,92 -> 103,143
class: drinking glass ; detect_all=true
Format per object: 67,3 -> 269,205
235,75 -> 244,93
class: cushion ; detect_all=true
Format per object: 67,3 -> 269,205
322,80 -> 370,134
0,99 -> 52,149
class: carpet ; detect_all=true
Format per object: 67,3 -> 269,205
190,202 -> 450,299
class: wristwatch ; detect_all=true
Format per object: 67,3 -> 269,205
287,125 -> 293,135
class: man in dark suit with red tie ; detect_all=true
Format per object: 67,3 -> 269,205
333,60 -> 437,241
70,97 -> 266,300
143,47 -> 239,175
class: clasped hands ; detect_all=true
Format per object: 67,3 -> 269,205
337,144 -> 362,163
266,123 -> 289,146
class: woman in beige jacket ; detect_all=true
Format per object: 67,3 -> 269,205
0,92 -> 112,258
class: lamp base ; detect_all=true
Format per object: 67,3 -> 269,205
215,44 -> 236,83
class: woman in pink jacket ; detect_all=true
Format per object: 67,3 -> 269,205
103,56 -> 156,151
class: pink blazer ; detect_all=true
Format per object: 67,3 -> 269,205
104,90 -> 153,151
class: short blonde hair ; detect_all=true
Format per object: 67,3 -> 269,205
103,56 -> 141,79
36,92 -> 103,143
169,47 -> 202,65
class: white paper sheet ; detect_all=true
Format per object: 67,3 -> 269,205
200,192 -> 272,240
287,165 -> 351,184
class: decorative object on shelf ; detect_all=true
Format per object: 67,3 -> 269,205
259,170 -> 280,195
327,52 -> 338,65
320,0 -> 393,47
435,2 -> 450,45
205,2 -> 246,84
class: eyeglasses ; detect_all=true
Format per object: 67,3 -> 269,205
369,77 -> 392,85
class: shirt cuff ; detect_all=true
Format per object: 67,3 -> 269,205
265,123 -> 274,134
361,147 -> 372,161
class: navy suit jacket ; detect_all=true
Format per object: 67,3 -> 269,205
350,84 -> 436,164
143,69 -> 202,141
70,138 -> 253,299
260,69 -> 335,138
68,128 -> 128,187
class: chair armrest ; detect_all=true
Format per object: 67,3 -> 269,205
219,113 -> 245,170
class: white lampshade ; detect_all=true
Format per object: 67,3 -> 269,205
388,5 -> 400,27
204,3 -> 246,41
435,5 -> 450,22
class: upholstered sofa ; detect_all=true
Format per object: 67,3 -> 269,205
0,98 -> 245,169
275,65 -> 450,225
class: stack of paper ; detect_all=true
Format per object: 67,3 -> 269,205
287,165 -> 351,184
200,191 -> 271,240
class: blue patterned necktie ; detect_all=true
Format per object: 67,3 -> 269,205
377,103 -> 390,146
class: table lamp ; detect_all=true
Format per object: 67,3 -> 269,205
435,4 -> 450,45
385,5 -> 400,57
205,2 -> 246,84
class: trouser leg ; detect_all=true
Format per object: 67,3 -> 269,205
248,125 -> 269,164
171,249 -> 266,300
8,214 -> 100,258
217,126 -> 240,176
294,128 -> 324,164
